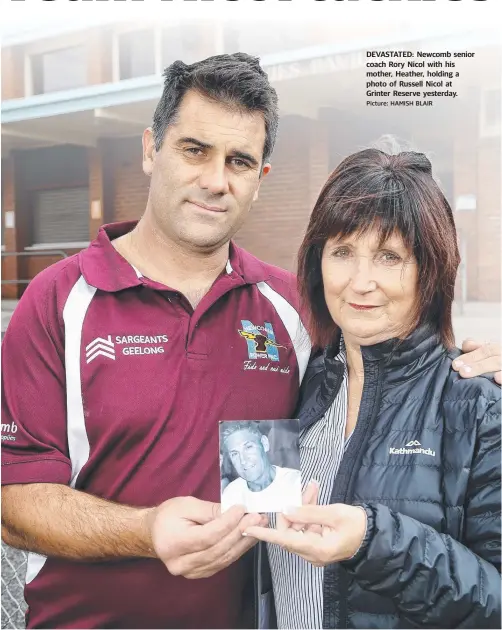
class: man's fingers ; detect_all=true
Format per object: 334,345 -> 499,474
460,338 -> 482,354
455,341 -> 501,379
454,354 -> 500,379
495,371 -> 501,386
181,505 -> 245,552
239,512 -> 268,532
193,511 -> 263,561
203,531 -> 258,572
182,534 -> 258,579
172,513 -> 262,576
178,497 -> 222,525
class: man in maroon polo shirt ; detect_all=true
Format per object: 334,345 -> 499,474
2,53 -> 501,630
1,52 -> 305,630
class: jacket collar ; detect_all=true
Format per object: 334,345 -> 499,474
324,323 -> 445,381
363,323 -> 440,364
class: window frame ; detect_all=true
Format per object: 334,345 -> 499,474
480,86 -> 501,138
24,33 -> 88,97
112,24 -> 163,82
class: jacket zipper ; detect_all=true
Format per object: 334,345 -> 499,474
253,543 -> 260,629
301,362 -> 346,431
253,363 -> 345,628
322,360 -> 384,629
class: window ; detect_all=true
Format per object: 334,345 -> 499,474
31,46 -> 87,95
436,171 -> 454,206
161,26 -> 207,67
223,27 -> 240,54
33,188 -> 89,246
161,28 -> 184,67
119,30 -> 155,80
485,90 -> 501,127
480,88 -> 501,137
236,26 -> 311,57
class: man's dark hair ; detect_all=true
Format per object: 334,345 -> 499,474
297,149 -> 460,349
152,53 -> 279,167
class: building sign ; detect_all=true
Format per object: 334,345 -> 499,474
455,194 -> 476,212
91,200 -> 102,220
265,50 -> 367,82
5,211 -> 15,229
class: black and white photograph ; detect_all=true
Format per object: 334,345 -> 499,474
219,420 -> 301,513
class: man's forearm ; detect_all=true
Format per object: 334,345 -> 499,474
1,483 -> 156,561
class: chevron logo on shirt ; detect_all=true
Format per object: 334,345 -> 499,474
86,336 -> 115,363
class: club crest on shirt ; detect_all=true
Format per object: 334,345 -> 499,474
238,320 -> 285,362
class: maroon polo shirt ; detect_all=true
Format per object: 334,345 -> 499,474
1,221 -> 310,629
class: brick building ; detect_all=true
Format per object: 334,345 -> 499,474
1,20 -> 500,301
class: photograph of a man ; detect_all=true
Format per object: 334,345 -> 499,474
220,420 -> 301,513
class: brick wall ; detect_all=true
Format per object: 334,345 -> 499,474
234,115 -> 327,272
111,138 -> 150,223
477,137 -> 501,301
453,88 -> 481,302
1,46 -> 25,100
87,28 -> 113,85
89,147 -> 103,237
1,157 -> 19,299
1,147 -> 90,297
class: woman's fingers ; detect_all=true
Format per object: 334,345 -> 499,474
305,524 -> 323,535
244,525 -> 288,545
281,504 -> 338,527
244,526 -> 330,566
244,526 -> 315,552
276,511 -> 290,533
291,480 -> 320,532
303,480 -> 320,506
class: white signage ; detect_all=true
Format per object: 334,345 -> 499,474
5,211 -> 15,229
455,194 -> 476,212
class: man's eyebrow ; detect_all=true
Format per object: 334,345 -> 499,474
177,136 -> 212,150
230,151 -> 259,167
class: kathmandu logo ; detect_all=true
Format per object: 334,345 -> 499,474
86,336 -> 115,364
238,320 -> 285,361
389,440 -> 435,457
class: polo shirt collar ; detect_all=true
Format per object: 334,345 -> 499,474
80,221 -> 271,292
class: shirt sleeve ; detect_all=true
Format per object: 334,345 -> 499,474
1,270 -> 72,486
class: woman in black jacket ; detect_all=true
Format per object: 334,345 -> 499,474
245,149 -> 501,629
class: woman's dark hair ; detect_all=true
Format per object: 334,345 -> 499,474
297,149 -> 460,349
152,53 -> 278,168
